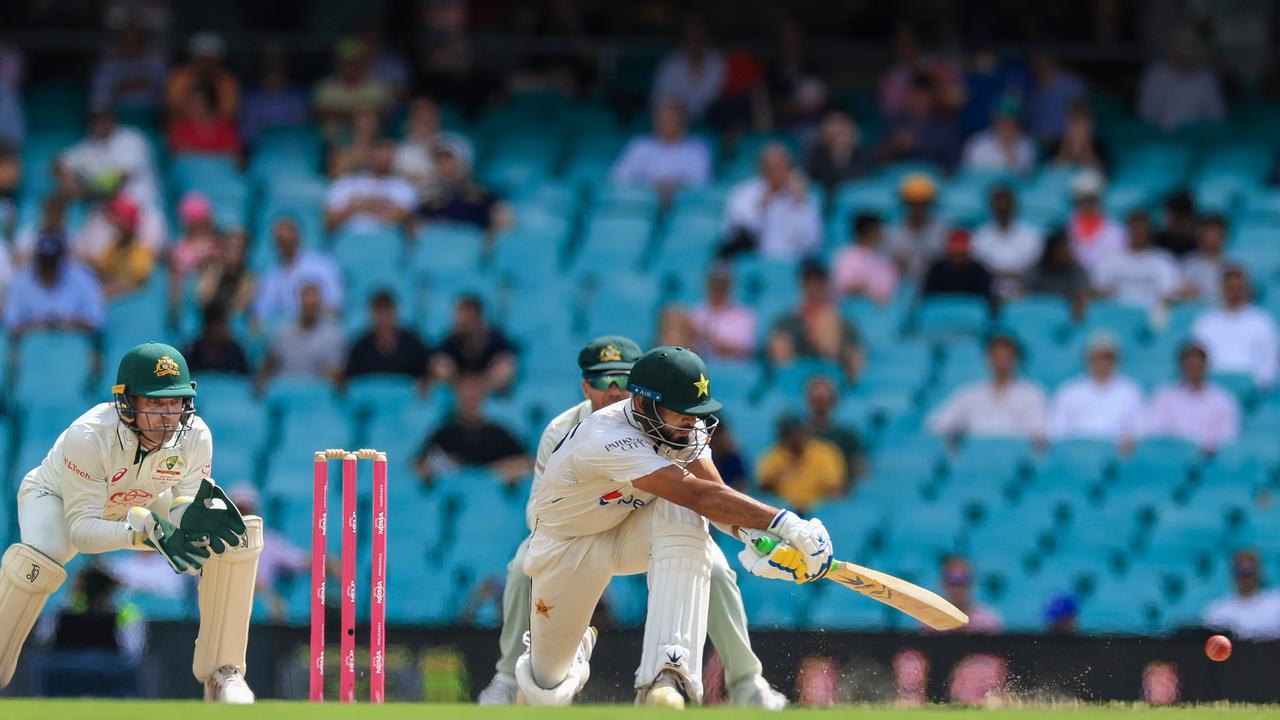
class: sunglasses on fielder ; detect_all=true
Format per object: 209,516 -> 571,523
586,373 -> 630,391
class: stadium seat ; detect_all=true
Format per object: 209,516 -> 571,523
573,213 -> 653,274
915,295 -> 989,339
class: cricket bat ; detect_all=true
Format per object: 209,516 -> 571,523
751,535 -> 969,631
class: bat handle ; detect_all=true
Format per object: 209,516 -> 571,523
751,535 -> 778,554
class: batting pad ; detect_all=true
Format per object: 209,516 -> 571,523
0,543 -> 67,689
637,500 -> 712,703
193,515 -> 263,681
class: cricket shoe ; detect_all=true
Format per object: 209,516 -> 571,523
730,675 -> 788,710
478,675 -> 518,705
640,669 -> 687,709
203,665 -> 255,704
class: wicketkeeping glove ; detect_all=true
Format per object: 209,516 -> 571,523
175,479 -> 247,554
127,506 -> 211,575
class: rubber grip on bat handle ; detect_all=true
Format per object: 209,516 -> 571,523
752,535 -> 779,554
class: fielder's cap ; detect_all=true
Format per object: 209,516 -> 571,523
579,335 -> 642,376
114,342 -> 196,398
35,232 -> 66,258
628,345 -> 723,416
188,31 -> 226,58
899,173 -> 938,203
1085,329 -> 1121,357
1070,168 -> 1106,199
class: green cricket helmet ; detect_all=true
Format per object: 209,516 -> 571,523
112,342 -> 197,437
626,346 -> 722,462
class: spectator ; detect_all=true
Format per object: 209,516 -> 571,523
314,38 -> 394,138
959,38 -> 1026,137
610,99 -> 711,198
4,232 -> 104,337
431,294 -> 517,391
927,334 -> 1048,439
1182,215 -> 1229,301
1024,229 -> 1091,315
252,217 -> 344,325
168,81 -> 241,156
1144,342 -> 1239,451
833,212 -> 898,305
226,486 -> 308,623
394,96 -> 472,198
196,227 -> 255,316
90,21 -> 167,114
972,186 -> 1044,299
257,283 -> 346,393
413,374 -> 530,485
1202,550 -> 1280,641
1048,101 -> 1109,172
803,375 -> 864,482
344,290 -> 431,385
1047,331 -> 1144,444
0,145 -> 17,240
1153,190 -> 1198,258
766,20 -> 827,134
74,190 -> 167,268
1138,26 -> 1224,133
183,303 -> 251,375
13,195 -> 69,265
1044,593 -> 1079,635
656,305 -> 698,348
1066,169 -> 1126,283
325,138 -> 416,234
707,418 -> 748,490
922,230 -> 994,304
0,42 -> 22,146
1094,210 -> 1180,312
240,47 -> 309,145
767,262 -> 863,383
327,108 -> 381,178
169,192 -> 218,283
88,195 -> 157,298
720,144 -> 821,261
651,16 -> 725,121
417,139 -> 511,232
879,24 -> 963,121
961,95 -> 1037,175
359,22 -> 411,102
877,72 -> 961,171
1193,266 -> 1279,390
805,110 -> 869,193
886,174 -> 947,281
755,415 -> 847,513
56,105 -> 159,208
688,263 -> 757,361
167,32 -> 239,122
938,556 -> 1004,633
1027,50 -> 1087,144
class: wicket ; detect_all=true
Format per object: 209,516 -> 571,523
310,448 -> 388,703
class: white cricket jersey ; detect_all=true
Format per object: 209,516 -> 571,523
17,402 -> 213,554
526,398 -> 593,532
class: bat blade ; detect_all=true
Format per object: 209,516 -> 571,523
825,560 -> 969,631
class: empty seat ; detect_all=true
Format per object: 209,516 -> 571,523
915,295 -> 989,339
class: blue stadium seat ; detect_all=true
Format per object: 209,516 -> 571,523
1080,300 -> 1150,341
840,297 -> 906,351
915,295 -> 989,339
491,211 -> 573,282
12,331 -> 96,410
413,223 -> 487,280
881,504 -> 965,558
807,587 -> 891,631
1077,577 -> 1164,634
573,213 -> 654,274
1000,295 -> 1072,340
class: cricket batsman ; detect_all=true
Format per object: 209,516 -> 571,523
479,336 -> 786,708
517,345 -> 833,708
0,342 -> 261,703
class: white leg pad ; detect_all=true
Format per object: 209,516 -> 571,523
193,515 -> 263,682
637,500 -> 713,703
0,544 -> 67,689
515,627 -> 595,706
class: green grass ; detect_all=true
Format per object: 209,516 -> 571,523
4,700 -> 1280,719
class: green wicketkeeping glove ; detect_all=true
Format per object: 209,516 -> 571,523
178,479 -> 247,555
127,507 -> 211,575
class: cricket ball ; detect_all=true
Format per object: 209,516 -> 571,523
1205,634 -> 1232,662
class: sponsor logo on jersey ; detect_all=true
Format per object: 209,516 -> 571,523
603,437 -> 648,453
63,458 -> 96,482
111,468 -> 128,485
109,488 -> 154,506
598,489 -> 647,509
154,356 -> 181,377
154,455 -> 186,477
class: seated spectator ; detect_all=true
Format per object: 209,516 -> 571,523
1202,550 -> 1280,641
707,417 -> 748,490
417,139 -> 511,231
432,294 -> 517,391
720,144 -> 821,261
169,192 -> 219,291
90,21 -> 167,114
1154,190 -> 1198,258
937,556 -> 1004,634
656,304 -> 698,348
1193,266 -> 1279,390
168,82 -> 241,156
961,96 -> 1037,175
756,415 -> 847,513
922,230 -> 994,304
394,96 -> 472,198
75,191 -> 167,269
195,227 -> 255,316
1144,342 -> 1239,451
972,185 -> 1044,299
413,374 -> 530,484
805,110 -> 869,192
610,98 -> 710,199
88,196 -> 158,298
1067,169 -> 1126,283
1047,331 -> 1144,444
959,38 -> 1029,137
879,23 -> 963,121
1048,101 -> 1108,171
927,334 -> 1048,439
167,32 -> 239,122
241,47 -> 309,146
314,38 -> 393,139
344,290 -> 431,385
56,105 -> 159,207
651,16 -> 725,121
14,195 -> 69,265
1024,229 -> 1091,315
833,212 -> 898,305
359,22 -> 411,103
1138,26 -> 1224,133
688,263 -> 757,361
226,486 -> 308,623
804,375 -> 864,482
1182,215 -> 1229,301
252,217 -> 344,325
767,262 -> 863,382
325,139 -> 416,234
257,283 -> 346,393
767,21 -> 827,134
4,232 -> 104,337
887,174 -> 947,281
327,107 -> 381,178
877,72 -> 960,171
1094,210 -> 1180,312
1027,51 -> 1087,145
183,303 -> 251,375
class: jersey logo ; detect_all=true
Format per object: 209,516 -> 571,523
111,468 -> 128,484
604,437 -> 648,453
110,488 -> 154,506
599,344 -> 622,362
598,490 -> 647,509
155,455 -> 186,477
154,355 -> 181,377
694,372 -> 710,398
534,598 -> 555,619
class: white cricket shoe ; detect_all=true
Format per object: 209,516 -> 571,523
203,665 -> 255,704
478,675 -> 518,705
641,669 -> 686,710
730,675 -> 788,710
